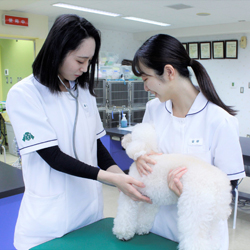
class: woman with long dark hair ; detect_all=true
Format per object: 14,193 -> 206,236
132,34 -> 245,249
7,14 -> 150,249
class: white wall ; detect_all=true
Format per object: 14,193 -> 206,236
180,33 -> 250,137
99,28 -> 142,63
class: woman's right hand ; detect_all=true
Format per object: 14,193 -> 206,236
136,151 -> 161,176
114,174 -> 152,203
97,169 -> 152,204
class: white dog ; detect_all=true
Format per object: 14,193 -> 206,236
112,123 -> 232,250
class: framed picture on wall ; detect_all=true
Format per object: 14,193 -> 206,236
212,41 -> 224,59
225,40 -> 238,59
200,42 -> 211,59
188,42 -> 199,59
182,43 -> 188,53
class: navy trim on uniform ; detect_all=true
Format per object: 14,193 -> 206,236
186,101 -> 209,117
96,129 -> 105,136
227,170 -> 245,176
165,102 -> 171,114
165,100 -> 209,116
19,139 -> 57,151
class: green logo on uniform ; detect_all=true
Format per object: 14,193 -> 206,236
22,132 -> 34,142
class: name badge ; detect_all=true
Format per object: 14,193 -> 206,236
189,138 -> 203,146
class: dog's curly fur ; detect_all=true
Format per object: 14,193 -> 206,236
112,123 -> 232,250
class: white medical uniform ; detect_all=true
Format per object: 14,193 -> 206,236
6,75 -> 106,250
143,92 -> 245,249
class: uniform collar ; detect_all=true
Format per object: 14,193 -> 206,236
69,80 -> 77,90
165,91 -> 209,117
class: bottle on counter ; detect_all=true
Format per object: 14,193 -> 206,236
121,113 -> 127,128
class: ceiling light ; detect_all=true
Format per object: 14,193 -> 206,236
167,4 -> 193,10
52,3 -> 120,17
196,13 -> 211,16
123,17 -> 170,27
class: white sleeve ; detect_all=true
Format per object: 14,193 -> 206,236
142,101 -> 152,123
211,116 -> 246,180
6,82 -> 58,155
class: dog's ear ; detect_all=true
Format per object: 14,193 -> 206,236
121,134 -> 132,149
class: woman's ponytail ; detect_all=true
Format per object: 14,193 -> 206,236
190,59 -> 237,116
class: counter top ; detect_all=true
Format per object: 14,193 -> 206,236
0,161 -> 24,199
240,137 -> 250,157
105,127 -> 132,138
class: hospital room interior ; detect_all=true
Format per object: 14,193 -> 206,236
0,1 -> 250,249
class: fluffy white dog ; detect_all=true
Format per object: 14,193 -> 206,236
112,123 -> 232,250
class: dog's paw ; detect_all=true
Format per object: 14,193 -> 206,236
112,227 -> 135,241
136,228 -> 150,236
120,238 -> 130,241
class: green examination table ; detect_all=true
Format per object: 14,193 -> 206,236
31,218 -> 178,250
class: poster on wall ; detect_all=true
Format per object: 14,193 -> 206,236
212,41 -> 224,59
200,42 -> 211,59
188,42 -> 199,59
225,40 -> 238,59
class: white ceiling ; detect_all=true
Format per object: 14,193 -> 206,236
1,0 -> 250,33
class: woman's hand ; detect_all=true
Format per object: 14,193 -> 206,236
136,151 -> 162,177
167,167 -> 187,197
114,174 -> 152,203
97,168 -> 152,204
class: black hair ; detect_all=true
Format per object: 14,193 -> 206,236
32,14 -> 101,96
132,34 -> 237,116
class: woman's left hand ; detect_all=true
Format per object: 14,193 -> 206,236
167,167 -> 187,197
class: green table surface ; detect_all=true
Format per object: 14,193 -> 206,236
32,217 -> 178,250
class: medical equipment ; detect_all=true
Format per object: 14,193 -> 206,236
58,75 -> 79,160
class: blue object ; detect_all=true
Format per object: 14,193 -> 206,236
0,193 -> 23,250
121,114 -> 127,128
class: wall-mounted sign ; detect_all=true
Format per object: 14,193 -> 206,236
3,15 -> 28,27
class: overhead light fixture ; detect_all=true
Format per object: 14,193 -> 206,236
52,3 -> 120,17
167,4 -> 193,10
123,17 -> 170,27
196,13 -> 211,16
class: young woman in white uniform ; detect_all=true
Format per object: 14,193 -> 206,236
6,14 -> 151,250
132,34 -> 246,249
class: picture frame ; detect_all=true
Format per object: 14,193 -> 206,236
188,42 -> 199,59
212,41 -> 224,59
182,43 -> 188,53
225,40 -> 238,59
200,42 -> 211,59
